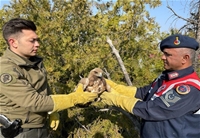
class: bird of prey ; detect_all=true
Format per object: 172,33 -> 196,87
80,68 -> 111,95
76,68 -> 110,107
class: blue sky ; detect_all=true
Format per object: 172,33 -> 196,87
148,0 -> 190,32
0,0 -> 190,32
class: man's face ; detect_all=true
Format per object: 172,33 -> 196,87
9,29 -> 40,59
161,48 -> 184,71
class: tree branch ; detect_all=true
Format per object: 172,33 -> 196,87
106,37 -> 132,86
75,117 -> 91,133
167,5 -> 198,25
106,37 -> 141,134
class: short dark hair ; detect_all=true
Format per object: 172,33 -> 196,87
2,18 -> 37,43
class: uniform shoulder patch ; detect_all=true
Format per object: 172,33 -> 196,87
176,85 -> 190,95
0,73 -> 13,84
160,89 -> 181,107
0,73 -> 17,85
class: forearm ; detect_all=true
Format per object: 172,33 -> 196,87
135,85 -> 152,100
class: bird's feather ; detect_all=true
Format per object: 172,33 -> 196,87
81,68 -> 110,93
76,68 -> 110,107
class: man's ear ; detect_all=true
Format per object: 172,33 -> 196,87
8,38 -> 18,48
182,54 -> 190,63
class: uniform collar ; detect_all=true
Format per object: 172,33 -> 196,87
3,48 -> 43,67
162,66 -> 194,80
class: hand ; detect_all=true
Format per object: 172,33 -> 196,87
50,83 -> 98,112
100,88 -> 140,113
105,79 -> 137,98
73,83 -> 98,104
49,112 -> 60,130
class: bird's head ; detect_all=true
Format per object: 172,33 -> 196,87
90,68 -> 103,78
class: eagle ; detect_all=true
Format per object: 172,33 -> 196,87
80,68 -> 111,94
76,68 -> 111,107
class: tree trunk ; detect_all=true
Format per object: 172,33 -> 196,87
194,2 -> 200,74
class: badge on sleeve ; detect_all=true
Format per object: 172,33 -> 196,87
176,85 -> 190,95
0,73 -> 14,84
160,89 -> 181,107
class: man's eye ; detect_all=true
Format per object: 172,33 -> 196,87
165,53 -> 172,56
30,38 -> 40,43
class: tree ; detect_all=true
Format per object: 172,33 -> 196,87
0,0 -> 163,137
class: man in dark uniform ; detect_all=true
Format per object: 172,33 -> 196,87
0,18 -> 98,138
100,34 -> 200,138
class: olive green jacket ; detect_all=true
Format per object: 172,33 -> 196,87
0,49 -> 54,128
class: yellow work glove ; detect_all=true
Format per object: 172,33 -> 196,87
49,112 -> 60,130
100,89 -> 140,113
50,83 -> 98,112
106,79 -> 137,98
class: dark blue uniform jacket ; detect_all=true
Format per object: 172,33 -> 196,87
133,66 -> 200,138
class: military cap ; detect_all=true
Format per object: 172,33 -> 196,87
160,34 -> 199,51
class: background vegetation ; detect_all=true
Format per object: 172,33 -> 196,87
0,0 -> 199,137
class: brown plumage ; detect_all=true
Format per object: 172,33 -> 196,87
80,68 -> 111,94
76,68 -> 110,107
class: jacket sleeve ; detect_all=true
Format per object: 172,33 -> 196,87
135,84 -> 152,100
133,86 -> 200,120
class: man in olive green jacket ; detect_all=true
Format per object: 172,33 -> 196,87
0,18 -> 98,138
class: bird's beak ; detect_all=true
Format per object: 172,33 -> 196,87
98,72 -> 102,77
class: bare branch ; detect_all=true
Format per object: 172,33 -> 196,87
106,36 -> 132,86
106,37 -> 141,135
103,68 -> 111,79
75,117 -> 91,133
167,5 -> 198,25
178,24 -> 188,32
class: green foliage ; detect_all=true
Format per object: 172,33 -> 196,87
51,103 -> 139,138
0,0 -> 163,137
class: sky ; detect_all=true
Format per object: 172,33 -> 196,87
0,0 -> 191,32
147,0 -> 190,32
